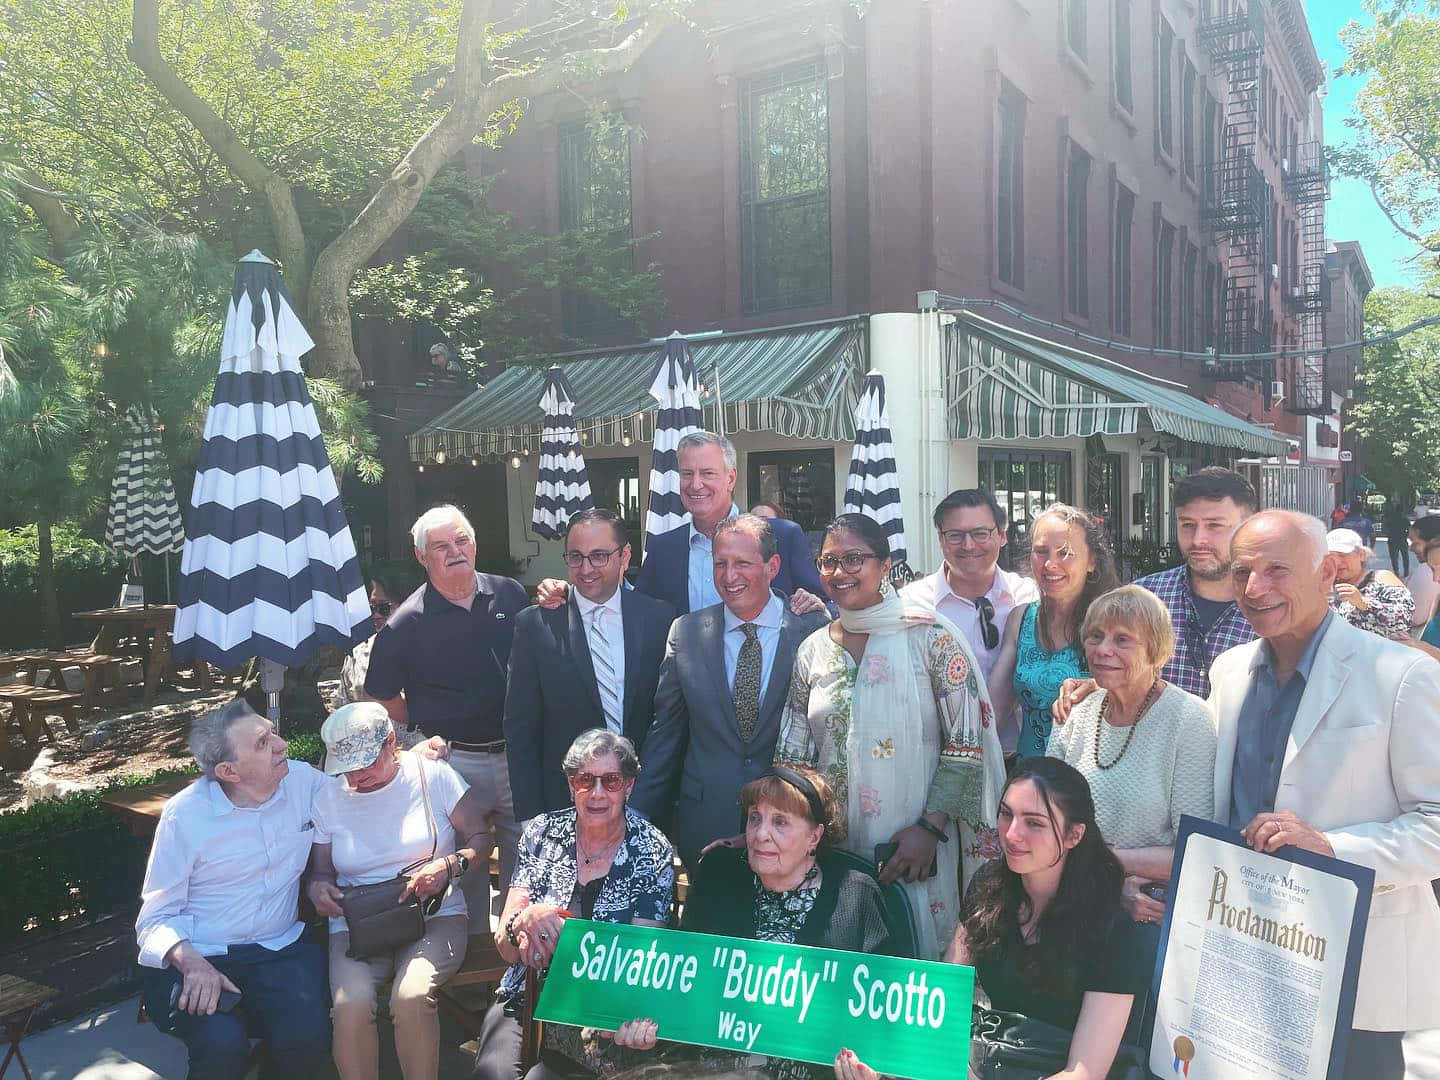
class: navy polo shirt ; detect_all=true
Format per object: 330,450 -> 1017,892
364,573 -> 529,742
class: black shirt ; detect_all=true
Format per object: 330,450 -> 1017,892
364,573 -> 528,742
1190,592 -> 1231,636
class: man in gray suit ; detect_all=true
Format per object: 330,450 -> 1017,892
632,514 -> 829,868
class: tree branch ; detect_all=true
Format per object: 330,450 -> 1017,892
14,172 -> 80,258
1368,176 -> 1436,248
128,0 -> 310,302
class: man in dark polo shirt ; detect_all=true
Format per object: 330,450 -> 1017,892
365,504 -> 528,914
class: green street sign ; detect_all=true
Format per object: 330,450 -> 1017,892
533,919 -> 974,1080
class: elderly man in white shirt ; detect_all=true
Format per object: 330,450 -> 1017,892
903,488 -> 1038,758
136,700 -> 332,1080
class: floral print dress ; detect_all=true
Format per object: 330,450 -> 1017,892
775,620 -> 1004,960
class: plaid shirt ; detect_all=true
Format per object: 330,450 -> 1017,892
1134,564 -> 1256,698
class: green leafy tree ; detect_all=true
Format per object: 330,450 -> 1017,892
1350,285 -> 1440,497
1,0 -> 685,388
1334,2 -> 1440,270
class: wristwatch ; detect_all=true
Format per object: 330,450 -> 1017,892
452,852 -> 471,879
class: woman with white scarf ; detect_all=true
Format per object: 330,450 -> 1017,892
774,513 -> 1006,960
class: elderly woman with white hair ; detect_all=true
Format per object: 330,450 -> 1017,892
1326,527 -> 1414,641
305,702 -> 490,1080
1045,585 -> 1217,929
473,728 -> 675,1080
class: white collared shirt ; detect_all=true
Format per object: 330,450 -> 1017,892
687,503 -> 743,612
723,591 -> 785,703
575,587 -> 626,729
136,761 -> 331,968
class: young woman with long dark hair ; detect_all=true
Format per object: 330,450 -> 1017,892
946,757 -> 1146,1078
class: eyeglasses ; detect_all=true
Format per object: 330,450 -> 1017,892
975,596 -> 1000,650
939,527 -> 997,546
370,601 -> 393,616
567,771 -> 627,793
562,548 -> 622,569
815,552 -> 882,575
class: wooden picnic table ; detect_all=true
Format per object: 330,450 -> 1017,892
98,774 -> 195,836
0,973 -> 58,1079
69,606 -> 213,702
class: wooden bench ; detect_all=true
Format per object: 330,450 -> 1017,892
0,685 -> 82,749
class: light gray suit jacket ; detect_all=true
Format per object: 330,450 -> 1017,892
1209,615 -> 1440,1031
631,602 -> 828,868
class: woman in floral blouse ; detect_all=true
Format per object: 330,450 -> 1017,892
471,729 -> 674,1080
774,514 -> 1006,961
1327,528 -> 1414,640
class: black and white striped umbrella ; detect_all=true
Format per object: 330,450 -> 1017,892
105,404 -> 184,557
531,366 -> 593,540
643,331 -> 703,545
173,251 -> 370,698
843,371 -> 910,571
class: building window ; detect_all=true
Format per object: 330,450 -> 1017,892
1156,18 -> 1174,156
1113,0 -> 1133,112
586,456 -> 643,551
1203,93 -> 1219,189
1181,60 -> 1197,181
1141,455 -> 1164,544
1086,449 -> 1127,553
1111,184 -> 1135,336
1155,220 -> 1175,347
996,80 -> 1026,287
1067,0 -> 1087,60
1181,244 -> 1198,350
558,115 -> 634,338
747,449 -> 835,537
1202,261 -> 1217,348
978,447 -> 1074,566
1259,67 -> 1268,140
739,60 -> 831,314
1066,144 -> 1091,317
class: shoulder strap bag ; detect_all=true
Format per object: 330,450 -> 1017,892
969,1006 -> 1148,1080
339,753 -> 443,959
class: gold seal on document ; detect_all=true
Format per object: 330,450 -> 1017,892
1173,1036 -> 1195,1061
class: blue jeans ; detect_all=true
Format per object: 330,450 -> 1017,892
142,937 -> 331,1080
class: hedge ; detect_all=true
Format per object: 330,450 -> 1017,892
0,526 -> 127,649
0,734 -> 325,944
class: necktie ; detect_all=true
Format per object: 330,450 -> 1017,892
733,622 -> 762,741
590,606 -> 622,732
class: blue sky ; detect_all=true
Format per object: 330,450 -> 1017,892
1310,0 -> 1424,290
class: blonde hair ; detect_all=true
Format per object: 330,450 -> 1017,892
1081,585 -> 1176,671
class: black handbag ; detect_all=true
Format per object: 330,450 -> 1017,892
339,755 -> 442,959
969,1007 -> 1149,1080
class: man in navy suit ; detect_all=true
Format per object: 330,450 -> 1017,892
503,509 -> 676,822
534,431 -> 827,615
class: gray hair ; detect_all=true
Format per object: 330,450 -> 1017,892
1236,509 -> 1329,570
562,728 -> 641,779
189,699 -> 259,779
676,430 -> 737,470
713,512 -> 778,562
411,504 -> 475,552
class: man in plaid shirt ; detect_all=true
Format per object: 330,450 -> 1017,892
1133,467 -> 1259,697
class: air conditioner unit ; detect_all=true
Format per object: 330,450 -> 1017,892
1282,158 -> 1291,174
1270,380 -> 1286,401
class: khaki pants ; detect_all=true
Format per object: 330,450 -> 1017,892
447,748 -> 522,917
329,915 -> 468,1080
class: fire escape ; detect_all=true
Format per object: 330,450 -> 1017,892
1199,1 -> 1269,389
1283,141 -> 1329,413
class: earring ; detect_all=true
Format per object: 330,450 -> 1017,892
807,847 -> 817,857
879,579 -> 895,599
1086,568 -> 1098,581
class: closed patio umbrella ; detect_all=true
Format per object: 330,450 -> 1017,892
531,366 -> 593,540
644,331 -> 703,546
172,250 -> 370,723
843,371 -> 910,576
105,404 -> 185,599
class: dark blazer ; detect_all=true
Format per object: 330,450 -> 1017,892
504,589 -> 676,821
629,602 -> 828,867
634,516 -> 826,615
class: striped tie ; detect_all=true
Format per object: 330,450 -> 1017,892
590,606 -> 622,732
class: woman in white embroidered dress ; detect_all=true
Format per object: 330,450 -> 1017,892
773,513 -> 1006,960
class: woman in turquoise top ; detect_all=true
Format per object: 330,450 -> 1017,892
1423,539 -> 1440,651
988,505 -> 1118,759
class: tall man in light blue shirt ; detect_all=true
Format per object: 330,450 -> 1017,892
136,700 -> 331,1080
633,514 -> 829,866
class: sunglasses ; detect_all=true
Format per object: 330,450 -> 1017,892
975,596 -> 1000,650
568,771 -> 627,793
370,601 -> 393,616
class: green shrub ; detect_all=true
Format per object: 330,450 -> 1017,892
0,525 -> 127,649
0,740 -> 320,943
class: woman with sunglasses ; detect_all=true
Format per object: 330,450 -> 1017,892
331,571 -> 415,711
473,728 -> 675,1080
774,514 -> 1006,960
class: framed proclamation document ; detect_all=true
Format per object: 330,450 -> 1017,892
1148,815 -> 1373,1080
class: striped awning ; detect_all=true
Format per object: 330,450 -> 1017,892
943,312 -> 1288,456
409,318 -> 867,461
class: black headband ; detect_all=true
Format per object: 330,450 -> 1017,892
766,766 -> 830,827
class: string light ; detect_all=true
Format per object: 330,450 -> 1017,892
434,450 -> 447,465
509,453 -> 522,469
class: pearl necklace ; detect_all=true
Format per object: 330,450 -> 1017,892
1093,680 -> 1162,770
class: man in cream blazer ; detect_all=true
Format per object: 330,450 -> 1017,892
1210,510 -> 1440,1077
